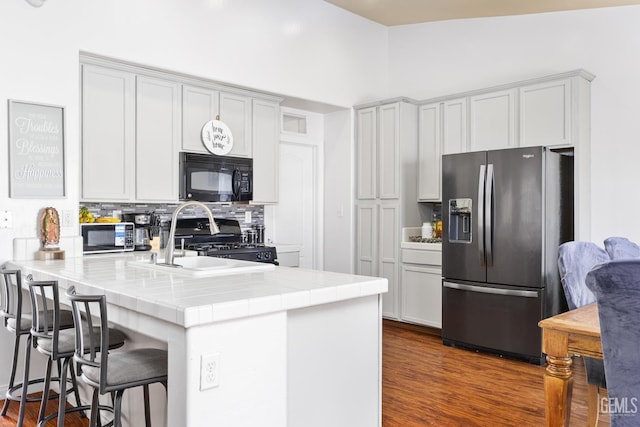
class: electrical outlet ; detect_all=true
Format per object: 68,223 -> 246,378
244,211 -> 251,223
0,211 -> 13,229
200,353 -> 220,391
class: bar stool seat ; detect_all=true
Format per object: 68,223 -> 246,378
0,269 -> 75,427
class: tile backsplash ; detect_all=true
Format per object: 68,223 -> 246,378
80,202 -> 264,231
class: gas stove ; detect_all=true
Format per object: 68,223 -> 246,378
172,218 -> 278,265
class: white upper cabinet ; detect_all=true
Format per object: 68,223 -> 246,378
182,87 -> 252,157
469,89 -> 516,152
356,102 -> 417,201
443,98 -> 467,155
81,65 -> 135,201
378,103 -> 402,199
252,98 -> 280,204
356,107 -> 377,200
182,85 -> 219,153
417,102 -> 441,202
219,92 -> 252,158
136,76 -> 180,202
519,79 -> 571,147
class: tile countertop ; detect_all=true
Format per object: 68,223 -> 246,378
401,227 -> 442,251
7,253 -> 387,329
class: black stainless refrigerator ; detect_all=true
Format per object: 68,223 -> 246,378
441,146 -> 573,364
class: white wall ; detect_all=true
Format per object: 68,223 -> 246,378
0,0 -> 388,263
323,109 -> 354,273
387,5 -> 640,246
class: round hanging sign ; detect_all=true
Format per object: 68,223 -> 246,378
201,119 -> 234,155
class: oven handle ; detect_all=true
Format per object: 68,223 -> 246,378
443,281 -> 539,298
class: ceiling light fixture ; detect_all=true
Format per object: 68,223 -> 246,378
25,0 -> 47,7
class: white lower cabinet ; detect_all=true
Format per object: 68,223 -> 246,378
356,201 -> 400,319
400,247 -> 442,328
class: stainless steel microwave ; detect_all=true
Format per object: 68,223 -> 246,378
81,223 -> 135,254
179,152 -> 252,202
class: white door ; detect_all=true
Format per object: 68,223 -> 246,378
273,142 -> 317,269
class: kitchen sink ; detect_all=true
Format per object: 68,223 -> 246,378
128,256 -> 275,277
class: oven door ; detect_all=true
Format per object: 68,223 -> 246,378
180,152 -> 252,202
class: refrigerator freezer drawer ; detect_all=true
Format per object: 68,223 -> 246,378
442,280 -> 544,364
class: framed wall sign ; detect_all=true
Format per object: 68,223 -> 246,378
8,100 -> 66,198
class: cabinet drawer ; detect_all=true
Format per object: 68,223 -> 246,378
401,249 -> 441,266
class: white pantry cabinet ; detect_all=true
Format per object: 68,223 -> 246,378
355,99 -> 420,319
252,98 -> 280,204
356,200 -> 400,319
181,86 -> 252,158
81,64 -> 135,201
400,246 -> 442,328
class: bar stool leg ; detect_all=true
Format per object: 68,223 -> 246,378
0,334 -> 22,416
113,390 -> 125,427
143,384 -> 151,427
37,358 -> 54,425
16,334 -> 33,427
55,357 -> 73,427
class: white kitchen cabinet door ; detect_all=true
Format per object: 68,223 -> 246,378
378,103 -> 401,199
418,102 -> 441,202
401,264 -> 442,328
519,79 -> 571,147
379,202 -> 399,319
469,89 -> 516,152
81,64 -> 135,201
219,92 -> 252,158
443,98 -> 467,155
356,107 -> 377,200
136,76 -> 181,201
182,85 -> 219,153
252,98 -> 280,204
356,202 -> 378,279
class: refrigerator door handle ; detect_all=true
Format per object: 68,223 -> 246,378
477,165 -> 486,266
443,281 -> 539,298
485,164 -> 494,267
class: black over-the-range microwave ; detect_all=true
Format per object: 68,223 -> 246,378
179,152 -> 253,202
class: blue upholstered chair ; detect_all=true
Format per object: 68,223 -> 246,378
557,241 -> 609,426
604,237 -> 640,260
586,259 -> 640,427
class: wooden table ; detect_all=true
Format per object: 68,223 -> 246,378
539,303 -> 602,427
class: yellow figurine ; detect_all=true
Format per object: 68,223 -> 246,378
41,207 -> 60,249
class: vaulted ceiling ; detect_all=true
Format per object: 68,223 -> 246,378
324,0 -> 640,26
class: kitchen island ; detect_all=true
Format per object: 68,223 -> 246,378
7,253 -> 386,427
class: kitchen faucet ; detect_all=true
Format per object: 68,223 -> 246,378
164,201 -> 219,266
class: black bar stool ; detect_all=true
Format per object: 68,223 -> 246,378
27,279 -> 126,427
67,286 -> 168,427
0,269 -> 74,427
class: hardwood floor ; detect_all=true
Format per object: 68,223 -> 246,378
0,393 -> 88,427
2,321 -> 609,426
383,319 -> 610,426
